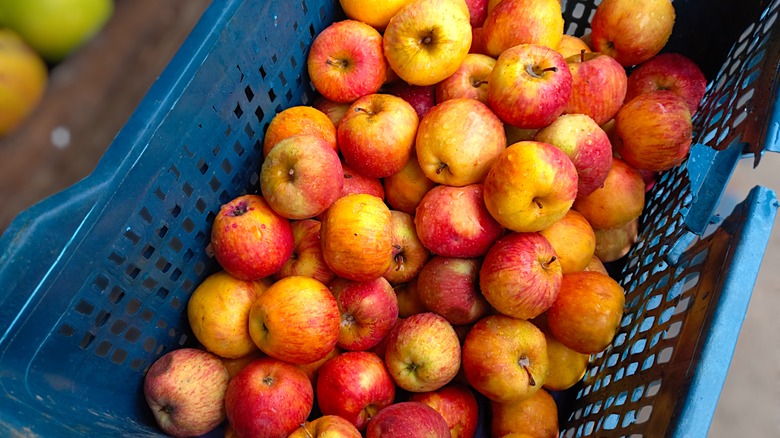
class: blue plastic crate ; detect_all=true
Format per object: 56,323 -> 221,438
0,0 -> 778,436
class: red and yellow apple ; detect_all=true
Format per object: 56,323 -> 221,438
564,51 -> 628,126
384,210 -> 431,284
416,256 -> 490,326
409,383 -> 480,438
287,415 -> 362,438
434,53 -> 496,104
383,153 -> 437,216
625,52 -> 707,115
329,276 -> 399,351
572,157 -> 645,230
365,401 -> 451,438
262,106 -> 337,156
538,209 -> 597,274
482,0 -> 564,56
275,219 -> 336,285
490,388 -> 559,438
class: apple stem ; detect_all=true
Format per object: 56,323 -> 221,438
301,423 -> 314,438
471,79 -> 488,87
580,49 -> 587,63
326,57 -> 349,69
518,356 -> 536,386
543,256 -> 557,269
354,107 -> 375,116
527,64 -> 559,79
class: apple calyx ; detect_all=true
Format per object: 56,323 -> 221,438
526,64 -> 559,79
342,313 -> 357,328
229,200 -> 249,216
518,355 -> 536,386
436,162 -> 449,175
262,375 -> 275,386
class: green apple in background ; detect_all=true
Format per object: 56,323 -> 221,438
0,0 -> 114,63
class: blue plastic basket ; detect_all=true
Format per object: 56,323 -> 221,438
0,0 -> 778,436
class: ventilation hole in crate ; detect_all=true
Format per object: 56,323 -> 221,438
182,279 -> 196,294
233,141 -> 245,157
126,298 -> 141,315
210,175 -> 221,193
130,358 -> 145,371
659,306 -> 675,325
156,287 -> 170,301
244,123 -> 255,140
168,327 -> 179,339
639,316 -> 655,333
285,89 -> 294,103
183,248 -> 195,264
124,326 -> 141,343
244,85 -> 254,102
141,308 -> 154,322
155,258 -> 171,274
93,274 -> 109,292
108,251 -> 125,266
649,331 -> 662,348
632,386 -> 646,403
268,88 -> 277,102
108,287 -> 125,305
156,319 -> 168,330
169,204 -> 182,219
76,300 -> 94,316
194,261 -> 206,276
139,207 -> 153,224
169,297 -> 182,311
271,53 -> 278,64
234,102 -> 244,119
178,334 -> 188,346
154,187 -> 166,202
111,348 -> 128,365
645,294 -> 662,312
255,106 -> 266,125
626,361 -> 639,376
95,310 -> 110,328
259,65 -> 267,79
646,379 -> 662,397
171,268 -> 182,282
249,171 -> 260,187
109,319 -> 127,336
156,344 -> 166,355
593,379 -> 601,392
139,245 -> 154,260
641,353 -> 655,371
636,405 -> 653,424
674,296 -> 691,315
126,265 -> 141,280
95,341 -> 111,357
58,324 -> 76,337
195,230 -> 207,245
658,346 -> 674,364
198,159 -> 209,175
79,332 -> 96,349
613,332 -> 627,348
182,182 -> 194,198
607,353 -> 619,367
621,410 -> 638,428
603,414 -> 620,430
195,198 -> 207,213
621,313 -> 633,328
665,320 -> 683,340
169,237 -> 183,254
157,225 -> 169,239
143,337 -> 156,353
182,218 -> 195,234
123,229 -> 142,247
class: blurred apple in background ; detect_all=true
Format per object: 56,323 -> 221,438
248,276 -> 340,364
488,44 -> 573,129
383,153 -> 437,215
410,383 -> 480,438
625,52 -> 707,115
490,388 -> 560,438
415,98 -> 506,186
538,209 -> 596,275
260,134 -> 344,220
262,106 -> 337,156
383,312 -> 461,392
483,141 -> 579,233
534,113 -> 613,199
365,401 -> 451,438
338,0 -> 415,31
383,0 -> 472,86
144,348 -> 229,438
395,280 -> 428,318
613,90 -> 693,172
329,276 -> 399,351
540,329 -> 590,392
481,0 -> 564,57
320,193 -> 393,282
555,34 -> 590,59
593,217 -> 640,263
414,184 -> 504,258
288,415 -> 362,438
384,210 -> 430,284
275,219 -> 336,284
0,0 -> 114,63
469,26 -> 488,55
312,95 -> 351,126
307,19 -> 387,103
479,232 -> 562,320
435,53 -> 496,104
546,271 -> 626,354
465,0 -> 489,27
295,347 -> 341,386
187,271 -> 266,359
462,314 -> 550,403
225,357 -> 314,438
316,351 -> 397,430
564,51 -> 628,126
0,29 -> 48,137
589,0 -> 676,67
572,157 -> 645,230
416,256 -> 490,326
210,194 -> 294,281
338,93 -> 419,178
221,350 -> 266,380
583,254 -> 609,275
382,80 -> 437,119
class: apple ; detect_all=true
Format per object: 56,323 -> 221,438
555,34 -> 591,59
320,193 -> 394,282
542,330 -> 590,392
187,271 -> 267,359
295,346 -> 341,386
338,0 -> 416,31
487,44 -> 573,129
329,276 -> 399,351
572,157 -> 645,230
210,194 -> 294,281
365,401 -> 451,438
563,51 -> 628,126
416,256 -> 490,326
490,388 -> 559,438
383,153 -> 437,215
546,271 -> 626,354
312,95 -> 351,127
316,351 -> 397,430
435,53 -> 496,104
479,232 -> 562,320
534,113 -> 613,199
464,0 -> 489,27
461,314 -> 550,403
409,383 -> 479,438
340,161 -> 386,199
415,98 -> 506,186
589,0 -> 676,67
613,90 -> 693,172
259,134 -> 344,220
307,19 -> 387,103
275,219 -> 336,285
383,0 -> 472,86
224,357 -> 313,438
338,93 -> 419,178
481,0 -> 564,56
248,275 -> 341,364
384,210 -> 431,284
625,52 -> 708,115
469,26 -> 488,55
538,209 -> 597,274
593,217 -> 640,263
288,415 -> 362,438
143,348 -> 230,437
221,350 -> 266,380
384,312 -> 461,392
395,280 -> 429,318
382,80 -> 437,119
583,254 -> 609,275
483,141 -> 579,233
414,184 -> 504,258
262,105 -> 338,156
504,124 -> 540,145
0,29 -> 48,137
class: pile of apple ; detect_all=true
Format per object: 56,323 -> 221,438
142,0 -> 709,437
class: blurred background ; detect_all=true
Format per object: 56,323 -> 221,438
0,0 -> 777,436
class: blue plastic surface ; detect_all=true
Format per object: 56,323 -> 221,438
0,0 -> 778,436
